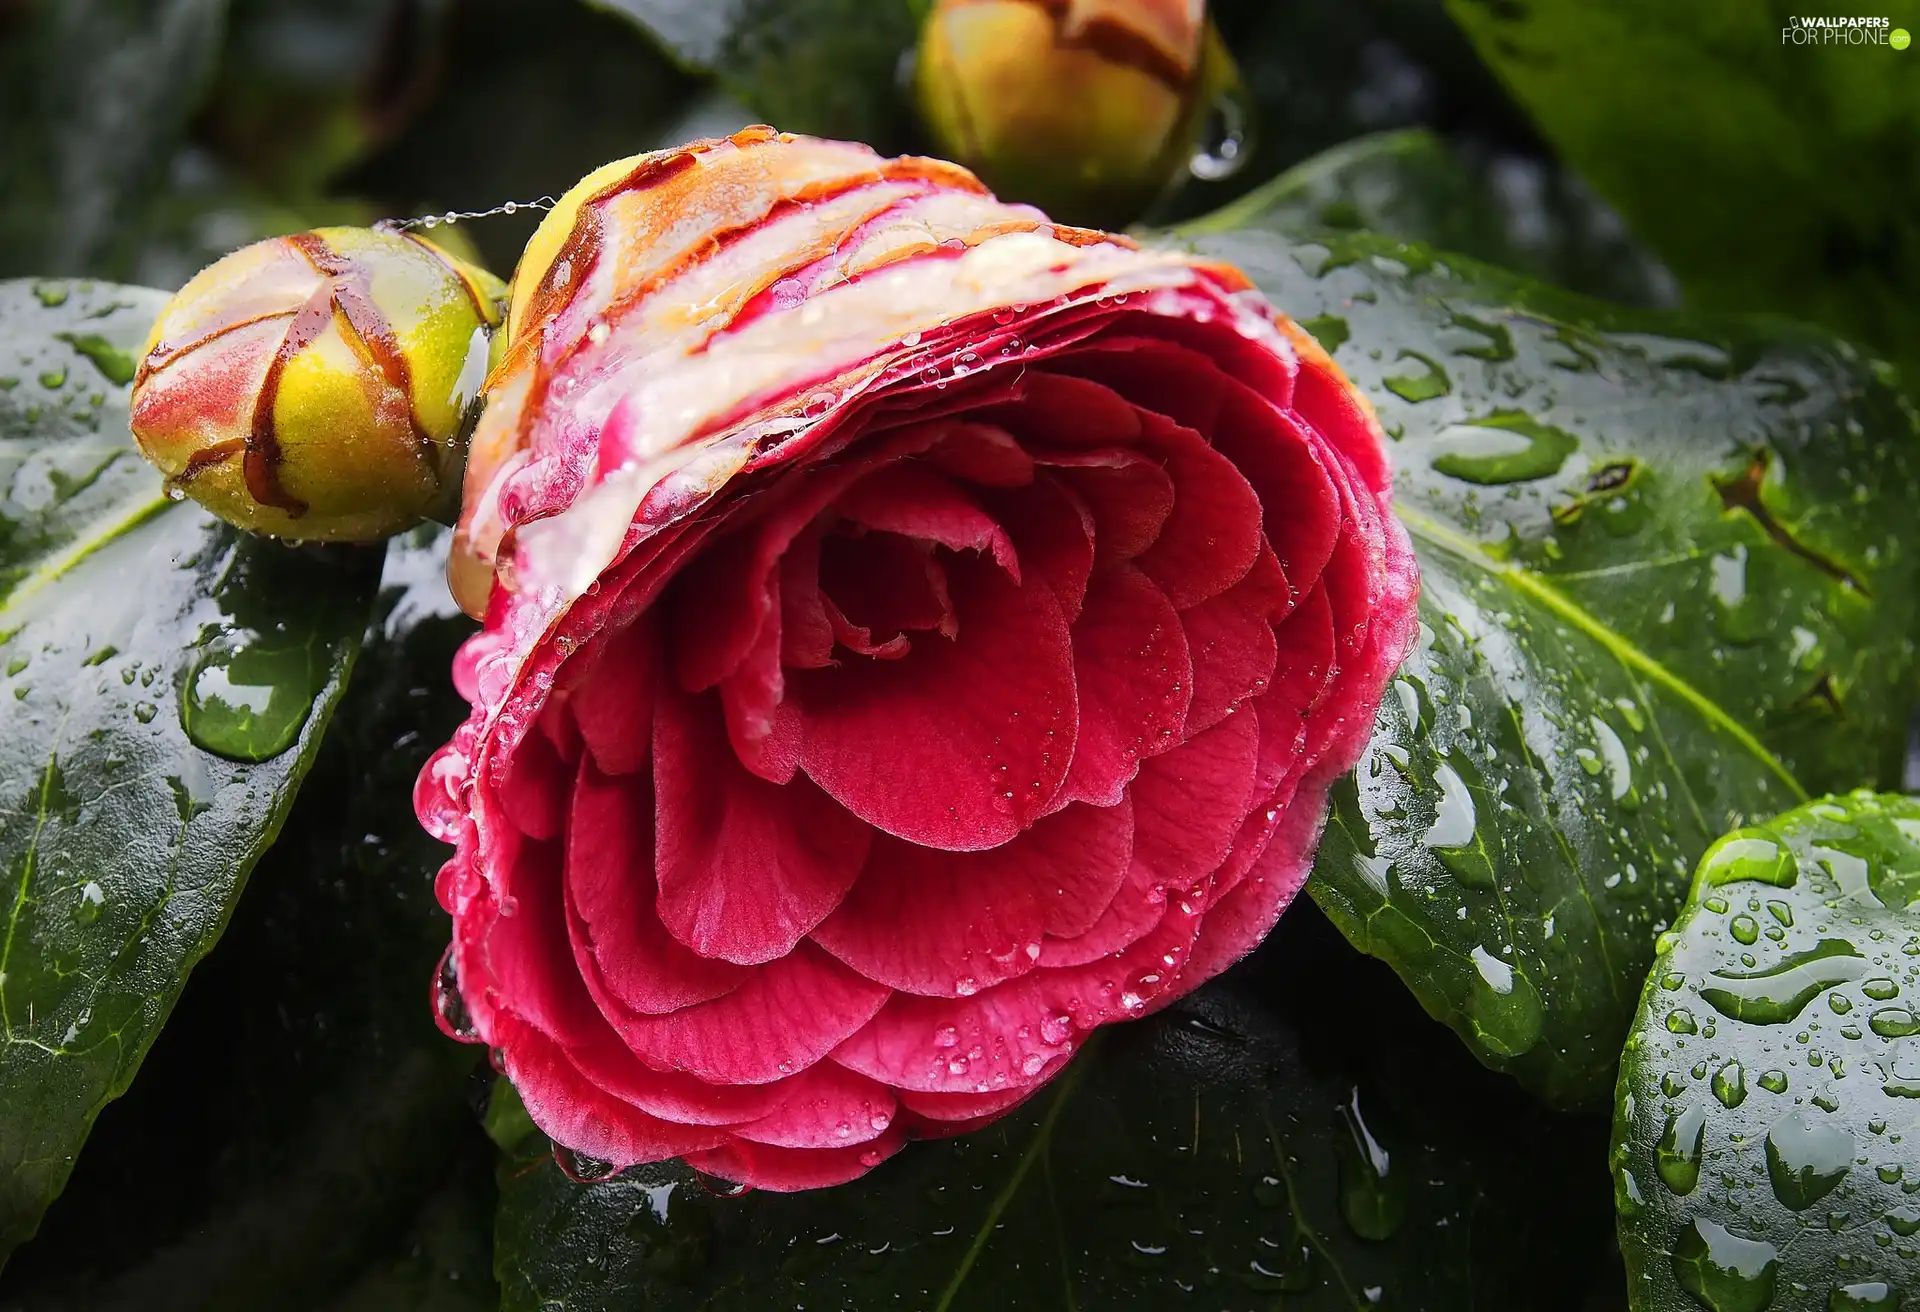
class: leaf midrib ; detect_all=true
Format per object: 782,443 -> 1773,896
0,491 -> 172,625
934,1042 -> 1095,1312
1395,503 -> 1807,802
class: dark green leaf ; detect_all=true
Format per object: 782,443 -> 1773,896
582,0 -> 928,150
1445,0 -> 1920,375
0,0 -> 228,278
491,907 -> 1619,1310
1614,792 -> 1920,1311
1170,227 -> 1920,1106
1176,127 -> 1676,309
312,1133 -> 499,1312
0,279 -> 383,1262
0,529 -> 487,1309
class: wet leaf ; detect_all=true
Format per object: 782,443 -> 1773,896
584,0 -> 927,149
1615,792 -> 1920,1312
1174,227 -> 1920,1106
490,905 -> 1618,1311
0,530 -> 485,1309
1177,126 -> 1676,309
0,279 -> 382,1263
1447,0 -> 1920,376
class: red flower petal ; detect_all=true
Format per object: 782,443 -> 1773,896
1182,759 -> 1341,987
817,530 -> 951,640
924,421 -> 1035,487
832,985 -> 1078,1095
1049,337 -> 1227,438
683,1121 -> 908,1191
1182,546 -> 1287,732
792,550 -> 1077,850
730,1062 -> 900,1149
1035,447 -> 1172,562
1133,414 -> 1264,609
654,684 -> 871,965
1292,351 -> 1390,496
1129,711 -> 1261,889
778,527 -> 836,670
836,888 -> 1205,1094
567,615 -> 662,777
984,369 -> 1143,449
897,1074 -> 1057,1123
1211,395 -> 1342,609
468,842 -> 778,1127
982,473 -> 1094,620
498,726 -> 568,840
1034,855 -> 1166,968
1057,563 -> 1190,808
811,798 -> 1132,996
496,1016 -> 729,1166
613,942 -> 891,1086
834,461 -> 1019,578
668,529 -> 774,694
565,762 -> 746,1015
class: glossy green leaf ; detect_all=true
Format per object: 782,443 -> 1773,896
1177,127 -> 1676,309
1614,792 -> 1920,1312
0,0 -> 227,278
0,529 -> 484,1308
1171,227 -> 1920,1106
1446,0 -> 1920,374
583,0 -> 928,149
490,906 -> 1618,1310
0,279 -> 383,1263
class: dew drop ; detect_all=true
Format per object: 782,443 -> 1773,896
1698,940 -> 1868,1025
1383,351 -> 1450,404
1670,1218 -> 1778,1312
1657,1101 -> 1708,1195
1336,1089 -> 1404,1240
1699,830 -> 1799,889
1765,1109 -> 1853,1210
1871,1007 -> 1920,1039
1428,412 -> 1579,485
554,1145 -> 622,1183
432,946 -> 479,1042
180,621 -> 325,762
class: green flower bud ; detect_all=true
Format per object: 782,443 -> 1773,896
914,0 -> 1240,226
131,226 -> 506,542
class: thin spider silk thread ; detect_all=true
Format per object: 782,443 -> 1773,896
375,196 -> 559,232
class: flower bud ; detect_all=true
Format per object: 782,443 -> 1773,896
914,0 -> 1238,226
131,226 -> 507,542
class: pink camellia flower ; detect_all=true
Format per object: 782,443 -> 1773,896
417,128 -> 1417,1191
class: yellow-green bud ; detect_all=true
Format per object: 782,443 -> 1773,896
130,226 -> 506,543
914,0 -> 1239,227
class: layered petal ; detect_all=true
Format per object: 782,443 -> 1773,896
418,128 -> 1416,1194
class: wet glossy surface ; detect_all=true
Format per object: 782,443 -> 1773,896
490,904 -> 1619,1311
1615,793 -> 1920,1312
1179,228 -> 1920,1107
0,279 -> 380,1260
